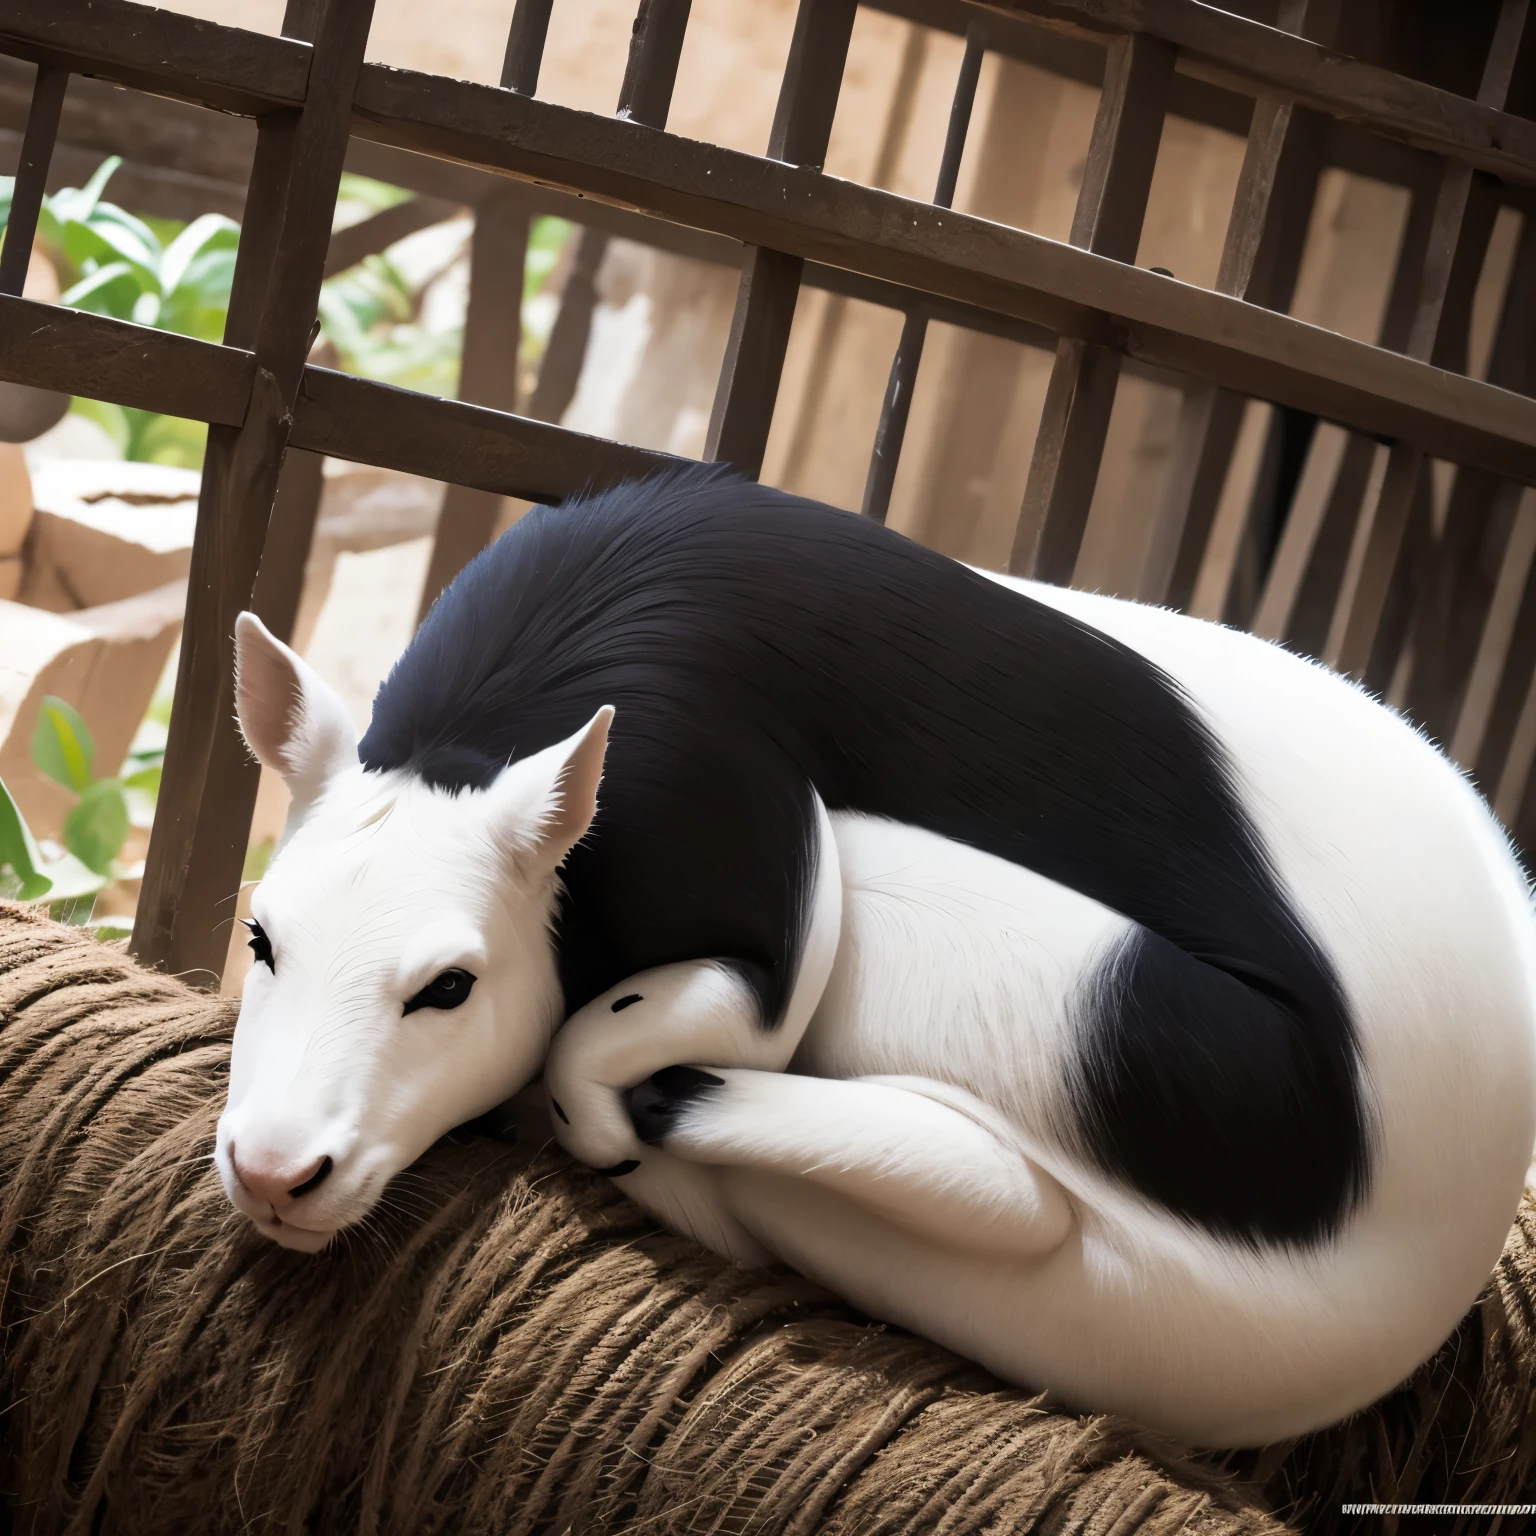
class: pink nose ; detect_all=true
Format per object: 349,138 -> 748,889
230,1148 -> 333,1209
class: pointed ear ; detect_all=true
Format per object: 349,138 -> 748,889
234,611 -> 358,815
484,706 -> 614,873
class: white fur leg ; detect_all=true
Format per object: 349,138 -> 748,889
543,792 -> 843,1177
642,1068 -> 1076,1258
620,1151 -> 771,1267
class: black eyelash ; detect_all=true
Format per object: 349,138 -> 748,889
243,918 -> 274,971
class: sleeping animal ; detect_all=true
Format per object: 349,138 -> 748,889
216,465 -> 1536,1446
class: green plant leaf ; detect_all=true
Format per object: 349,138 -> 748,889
158,213 -> 238,295
59,219 -> 157,293
31,695 -> 95,793
0,776 -> 52,901
60,259 -> 146,320
49,155 -> 123,224
65,779 -> 129,876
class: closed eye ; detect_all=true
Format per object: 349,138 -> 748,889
243,918 -> 274,971
403,967 -> 477,1015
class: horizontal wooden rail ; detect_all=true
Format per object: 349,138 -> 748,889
349,70 -> 1536,485
981,0 -> 1536,188
14,0 -> 1536,191
0,296 -> 672,502
8,71 -> 1536,494
0,297 -> 252,424
0,0 -> 310,116
290,366 -> 677,499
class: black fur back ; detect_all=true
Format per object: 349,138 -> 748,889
361,466 -> 1368,1248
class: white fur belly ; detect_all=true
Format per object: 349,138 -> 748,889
731,809 -> 1536,1444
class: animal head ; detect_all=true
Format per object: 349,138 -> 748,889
215,612 -> 611,1252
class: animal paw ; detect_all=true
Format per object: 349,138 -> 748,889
543,1061 -> 649,1178
628,1066 -> 725,1145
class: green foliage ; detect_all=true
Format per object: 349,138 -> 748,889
0,779 -> 52,901
0,157 -> 231,467
2,158 -> 576,464
30,695 -> 132,887
66,781 -> 130,878
31,695 -> 94,793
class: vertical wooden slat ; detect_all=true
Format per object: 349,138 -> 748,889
1139,0 -> 1337,608
250,448 -> 328,645
0,65 -> 67,296
705,0 -> 858,477
415,0 -> 696,615
1326,0 -> 1531,683
1007,31 -> 1175,584
502,0 -> 557,95
1406,213 -> 1536,740
1267,171 -> 1438,657
519,0 -> 693,433
860,22 -> 986,524
416,187 -> 531,621
1448,482 -> 1536,772
525,226 -> 608,424
776,21 -> 928,494
131,0 -> 378,982
617,0 -> 692,127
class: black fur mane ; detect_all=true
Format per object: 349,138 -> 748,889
360,465 -> 1367,1248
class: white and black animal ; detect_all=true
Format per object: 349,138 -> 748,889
217,466 -> 1536,1446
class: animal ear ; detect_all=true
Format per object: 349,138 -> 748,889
485,706 -> 614,873
234,611 -> 358,814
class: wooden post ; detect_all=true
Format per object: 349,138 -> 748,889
1138,0 -> 1336,608
1008,31 -> 1175,584
415,188 -> 530,621
0,64 -> 66,296
417,0 -> 695,618
860,23 -> 986,524
250,447 -> 327,646
501,0 -> 556,96
1326,0 -> 1531,683
1265,169 -> 1439,658
521,0 -> 697,434
131,0 -> 377,983
1407,215 -> 1536,741
705,0 -> 858,477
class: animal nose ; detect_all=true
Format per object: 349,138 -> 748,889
231,1148 -> 334,1208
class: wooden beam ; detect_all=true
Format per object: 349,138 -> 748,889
705,0 -> 857,476
22,0 -> 1536,188
861,21 -> 986,524
0,64 -> 67,296
249,447 -> 327,647
290,364 -> 677,495
343,71 -> 1536,486
0,0 -> 311,116
1010,30 -> 1175,581
0,295 -> 253,421
1411,216 -> 1536,744
1139,0 -> 1335,609
416,187 -> 530,621
1326,0 -> 1531,683
501,0 -> 556,96
617,0 -> 692,129
975,0 -> 1536,188
132,0 -> 374,985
